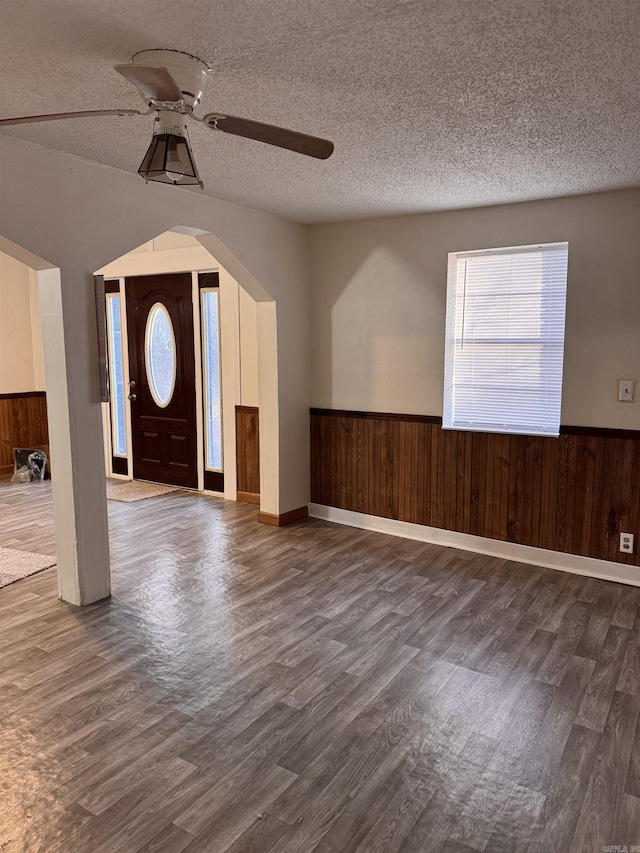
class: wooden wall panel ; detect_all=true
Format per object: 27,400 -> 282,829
0,392 -> 49,475
235,405 -> 260,502
310,408 -> 640,567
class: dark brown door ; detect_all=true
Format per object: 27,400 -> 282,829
126,273 -> 197,488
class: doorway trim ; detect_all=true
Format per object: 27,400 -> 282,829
103,261 -> 243,500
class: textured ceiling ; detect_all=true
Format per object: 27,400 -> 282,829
1,0 -> 639,223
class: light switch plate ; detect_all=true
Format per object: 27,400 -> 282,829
618,379 -> 635,402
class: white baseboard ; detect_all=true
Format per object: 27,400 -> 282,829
308,504 -> 640,588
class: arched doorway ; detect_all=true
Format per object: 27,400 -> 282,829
0,224 -> 285,607
95,230 -> 261,503
0,137 -> 312,607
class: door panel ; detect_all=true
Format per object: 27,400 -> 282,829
126,273 -> 197,488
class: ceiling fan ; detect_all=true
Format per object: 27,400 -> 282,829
0,49 -> 334,188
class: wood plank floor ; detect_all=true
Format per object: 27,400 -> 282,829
0,479 -> 639,853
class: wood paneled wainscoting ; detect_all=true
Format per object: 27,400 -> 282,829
0,392 -> 49,475
235,405 -> 260,502
310,408 -> 640,567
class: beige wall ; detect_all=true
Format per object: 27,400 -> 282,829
0,249 -> 45,393
310,188 -> 640,430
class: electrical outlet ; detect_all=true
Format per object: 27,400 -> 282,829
618,379 -> 635,402
620,532 -> 634,554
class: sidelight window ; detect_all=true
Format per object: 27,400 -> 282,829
201,286 -> 223,472
106,292 -> 127,456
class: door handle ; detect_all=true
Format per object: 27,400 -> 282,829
128,392 -> 137,401
128,379 -> 136,400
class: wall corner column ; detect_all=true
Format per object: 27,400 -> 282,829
39,268 -> 111,605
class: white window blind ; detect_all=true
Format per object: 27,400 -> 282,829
443,242 -> 568,436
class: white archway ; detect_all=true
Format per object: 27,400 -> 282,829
0,137 -> 312,605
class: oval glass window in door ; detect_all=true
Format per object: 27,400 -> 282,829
145,303 -> 176,407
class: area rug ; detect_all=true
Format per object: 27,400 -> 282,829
0,547 -> 57,589
107,481 -> 183,503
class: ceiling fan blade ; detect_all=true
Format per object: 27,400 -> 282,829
115,65 -> 183,102
0,108 -> 145,127
202,113 -> 334,159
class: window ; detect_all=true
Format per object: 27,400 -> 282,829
106,292 -> 127,456
145,302 -> 176,408
201,285 -> 222,472
443,242 -> 568,436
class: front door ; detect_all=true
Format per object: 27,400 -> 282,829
126,272 -> 197,488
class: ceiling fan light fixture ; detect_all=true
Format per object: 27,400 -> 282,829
138,111 -> 203,188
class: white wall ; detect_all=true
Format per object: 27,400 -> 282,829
99,234 -> 216,276
310,188 -> 640,430
0,249 -> 45,393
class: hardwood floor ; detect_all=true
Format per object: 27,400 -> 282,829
0,479 -> 639,853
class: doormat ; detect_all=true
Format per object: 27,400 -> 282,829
0,547 -> 57,589
107,481 -> 184,503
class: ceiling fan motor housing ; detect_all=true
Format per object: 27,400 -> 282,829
132,49 -> 210,109
153,110 -> 189,137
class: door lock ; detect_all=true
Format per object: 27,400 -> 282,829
128,379 -> 136,401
